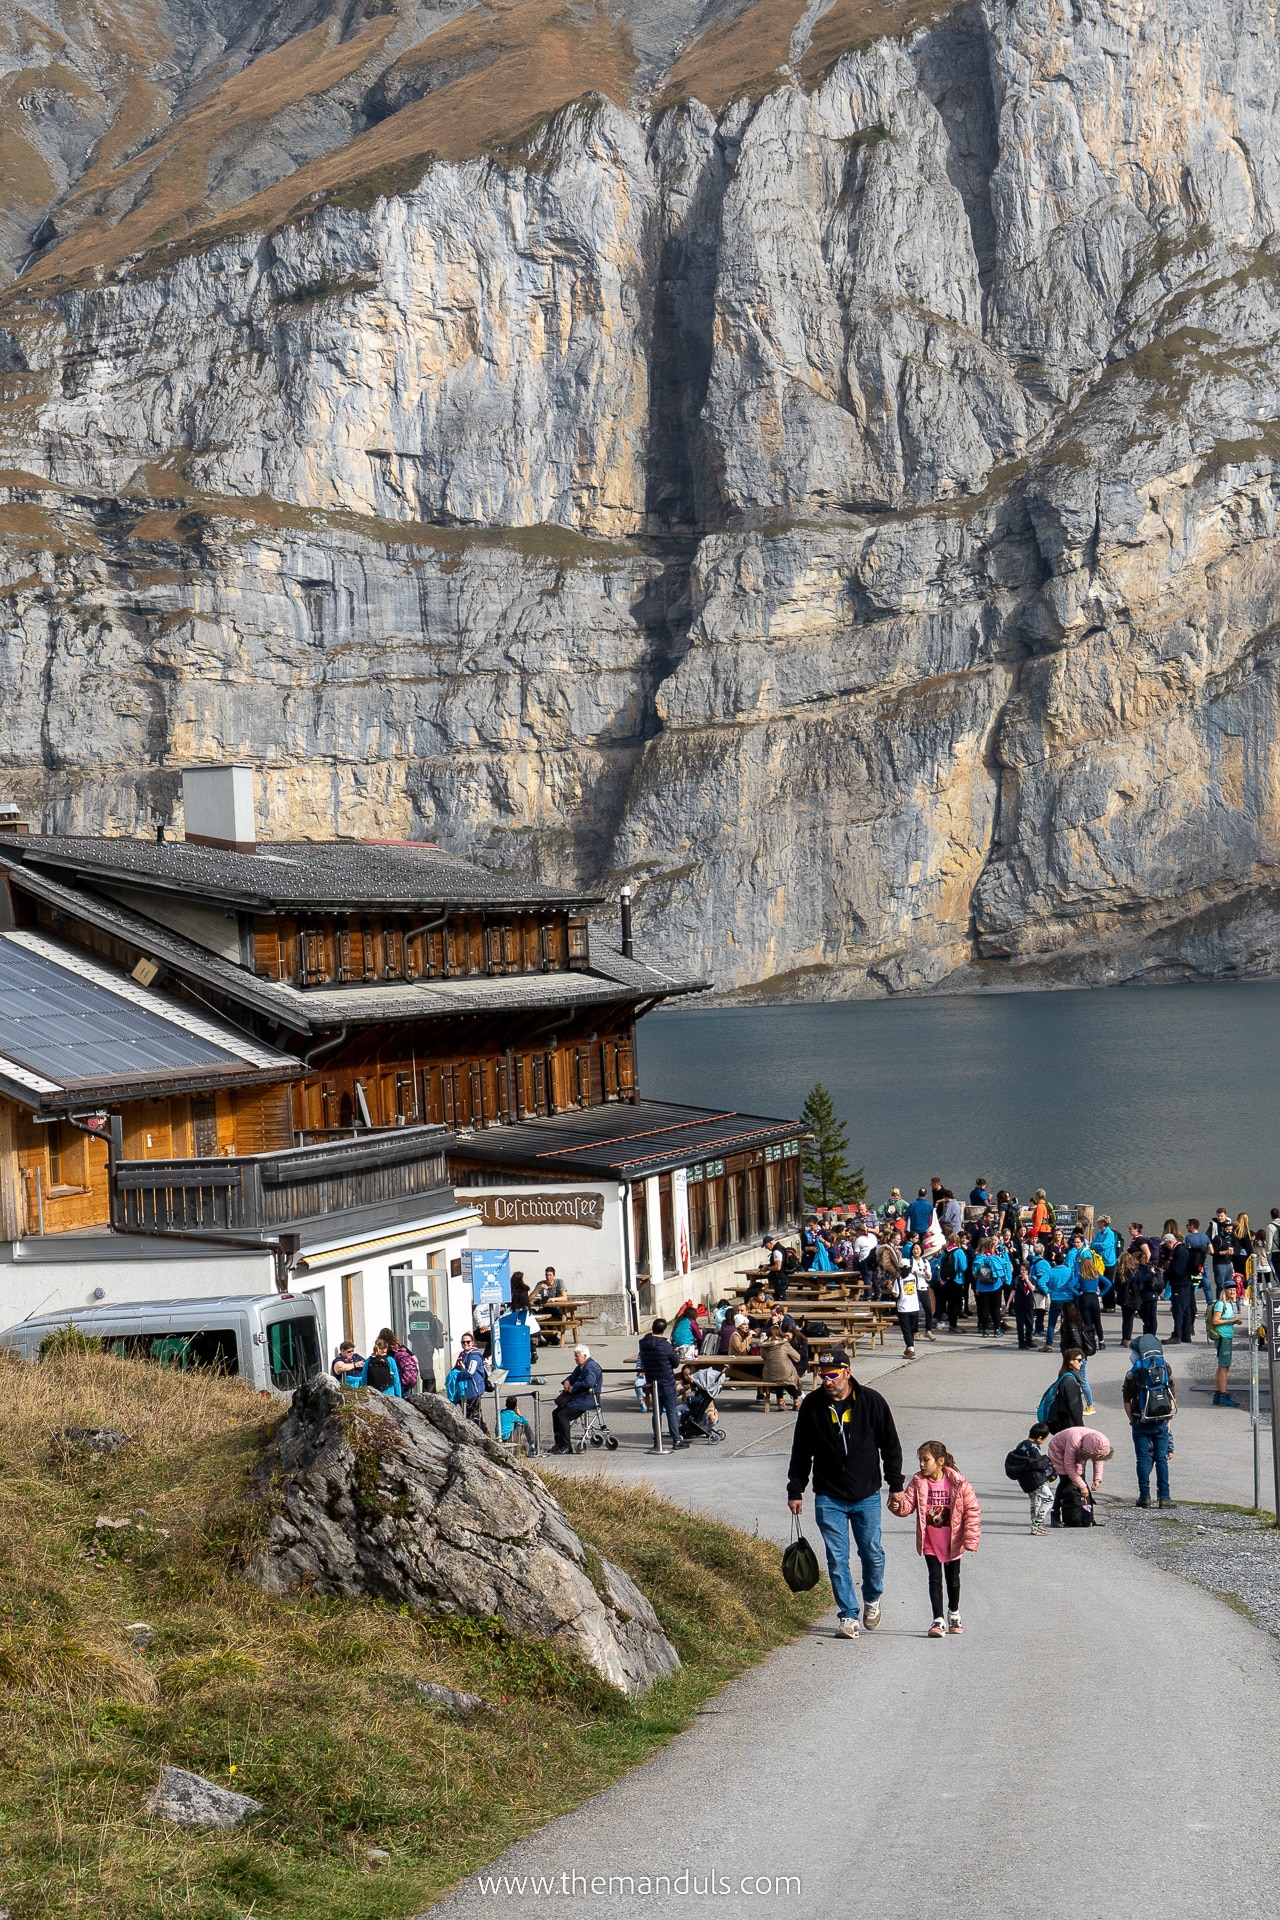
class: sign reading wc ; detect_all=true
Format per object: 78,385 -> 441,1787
474,1191 -> 605,1230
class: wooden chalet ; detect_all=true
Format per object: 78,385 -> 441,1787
0,769 -> 803,1329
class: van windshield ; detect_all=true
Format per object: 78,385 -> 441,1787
102,1329 -> 238,1374
266,1315 -> 321,1391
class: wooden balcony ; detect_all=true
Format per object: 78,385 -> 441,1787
113,1125 -> 453,1240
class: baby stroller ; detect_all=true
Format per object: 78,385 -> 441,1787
680,1366 -> 727,1444
572,1391 -> 619,1453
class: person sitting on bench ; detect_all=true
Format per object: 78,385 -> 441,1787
531,1267 -> 571,1345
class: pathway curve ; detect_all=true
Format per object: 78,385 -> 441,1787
424,1332 -> 1280,1918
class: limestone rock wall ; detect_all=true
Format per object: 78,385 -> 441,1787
4,0 -> 1280,995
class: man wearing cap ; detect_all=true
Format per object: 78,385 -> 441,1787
786,1349 -> 905,1639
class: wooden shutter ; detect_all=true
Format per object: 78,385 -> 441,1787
252,925 -> 281,979
617,1039 -> 635,1099
567,915 -> 589,968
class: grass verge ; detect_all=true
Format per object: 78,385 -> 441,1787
0,1356 -> 825,1918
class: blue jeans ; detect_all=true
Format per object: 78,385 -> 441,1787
1133,1421 -> 1171,1500
1045,1301 -> 1064,1345
1213,1263 -> 1235,1299
813,1492 -> 885,1621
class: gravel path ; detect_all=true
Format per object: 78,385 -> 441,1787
1106,1506 -> 1280,1635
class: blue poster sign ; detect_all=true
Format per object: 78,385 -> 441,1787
462,1249 -> 511,1306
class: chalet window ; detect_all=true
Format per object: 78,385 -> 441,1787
514,1055 -> 529,1119
468,1060 -> 485,1127
192,1093 -> 219,1156
567,915 -> 589,969
573,1046 -> 590,1108
523,921 -> 540,970
395,1072 -> 415,1123
337,929 -> 358,982
531,1053 -> 548,1116
600,1041 -> 617,1101
384,928 -> 404,979
362,924 -> 379,979
485,924 -> 505,975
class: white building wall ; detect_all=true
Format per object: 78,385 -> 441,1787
0,1234 -> 276,1329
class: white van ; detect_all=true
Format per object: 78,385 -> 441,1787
0,1294 -> 323,1394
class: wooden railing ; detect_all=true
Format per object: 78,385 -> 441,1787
114,1125 -> 453,1238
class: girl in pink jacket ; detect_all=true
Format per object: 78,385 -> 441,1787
895,1442 -> 982,1638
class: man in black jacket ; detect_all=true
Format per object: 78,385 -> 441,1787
786,1350 -> 904,1639
638,1319 -> 688,1450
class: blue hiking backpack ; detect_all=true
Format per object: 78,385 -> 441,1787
445,1366 -> 469,1406
1133,1352 -> 1174,1422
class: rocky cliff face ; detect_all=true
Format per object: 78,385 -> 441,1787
4,0 -> 1280,996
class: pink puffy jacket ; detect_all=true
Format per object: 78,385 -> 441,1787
899,1468 -> 982,1559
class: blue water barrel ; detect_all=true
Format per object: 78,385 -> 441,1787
497,1313 -> 533,1382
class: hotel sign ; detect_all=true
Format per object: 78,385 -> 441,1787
473,1190 -> 605,1231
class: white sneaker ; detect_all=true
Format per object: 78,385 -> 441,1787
948,1612 -> 964,1635
863,1600 -> 882,1631
836,1615 -> 860,1639
927,1618 -> 946,1638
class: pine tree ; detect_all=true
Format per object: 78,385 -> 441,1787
800,1083 -> 866,1208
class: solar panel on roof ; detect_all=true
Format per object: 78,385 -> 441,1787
0,940 -> 239,1086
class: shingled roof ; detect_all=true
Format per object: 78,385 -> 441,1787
11,835 -> 599,912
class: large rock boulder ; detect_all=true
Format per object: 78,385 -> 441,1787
247,1377 -> 679,1697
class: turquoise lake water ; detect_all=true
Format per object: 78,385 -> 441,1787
637,979 -> 1280,1230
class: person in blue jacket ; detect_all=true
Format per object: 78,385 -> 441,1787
348,1337 -> 402,1396
453,1331 -> 490,1428
1039,1253 -> 1078,1352
905,1189 -> 936,1238
550,1344 -> 604,1453
1091,1216 -> 1120,1306
1075,1241 -> 1106,1350
972,1237 -> 1010,1337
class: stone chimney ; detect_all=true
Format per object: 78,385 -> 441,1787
182,766 -> 256,853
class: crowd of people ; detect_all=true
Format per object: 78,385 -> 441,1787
324,1172 -> 1269,1639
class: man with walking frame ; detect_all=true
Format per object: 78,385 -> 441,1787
786,1349 -> 905,1638
549,1344 -> 604,1454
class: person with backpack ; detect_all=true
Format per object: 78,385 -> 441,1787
892,1440 -> 981,1637
359,1337 -> 403,1397
376,1326 -> 420,1395
1133,1241 -> 1163,1335
886,1257 -> 922,1358
1047,1425 -> 1112,1526
1208,1291 -> 1240,1407
1005,1422 -> 1057,1533
1039,1349 -> 1087,1432
1209,1208 -> 1236,1301
1123,1333 -> 1177,1507
907,1239 -> 938,1340
939,1234 -> 968,1332
972,1236 -> 1010,1337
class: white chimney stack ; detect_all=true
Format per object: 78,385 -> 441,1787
182,765 -> 257,853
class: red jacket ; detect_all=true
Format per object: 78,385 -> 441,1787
898,1468 -> 982,1559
